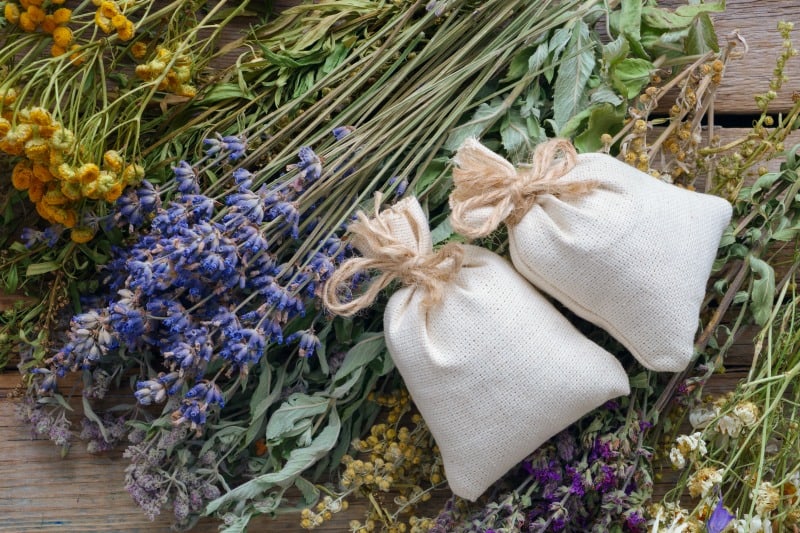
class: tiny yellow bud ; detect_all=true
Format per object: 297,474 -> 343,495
4,3 -> 20,24
52,7 -> 72,24
53,26 -> 73,48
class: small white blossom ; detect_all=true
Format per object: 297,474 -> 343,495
752,481 -> 779,516
670,447 -> 686,469
688,467 -> 722,498
733,401 -> 760,427
689,406 -> 718,429
732,515 -> 772,533
716,414 -> 743,437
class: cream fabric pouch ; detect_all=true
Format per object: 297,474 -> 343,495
324,196 -> 630,500
450,139 -> 733,372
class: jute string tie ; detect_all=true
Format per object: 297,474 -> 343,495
323,196 -> 464,317
449,138 -> 595,239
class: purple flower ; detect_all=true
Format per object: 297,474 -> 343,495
707,493 -> 735,533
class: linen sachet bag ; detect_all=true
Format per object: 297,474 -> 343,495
449,138 -> 733,372
323,195 -> 630,501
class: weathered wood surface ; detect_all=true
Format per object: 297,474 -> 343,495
3,1 -> 800,531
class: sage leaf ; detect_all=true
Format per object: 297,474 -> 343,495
611,58 -> 654,99
265,393 -> 330,442
749,256 -> 776,326
553,20 -> 595,132
206,409 -> 341,514
500,108 -> 533,161
445,99 -> 503,151
332,332 -> 385,382
574,104 -> 625,153
686,13 -> 719,55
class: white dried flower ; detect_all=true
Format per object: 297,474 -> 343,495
732,515 -> 772,533
688,467 -> 722,498
670,447 -> 687,469
752,481 -> 780,516
689,406 -> 718,429
733,401 -> 760,427
716,413 -> 743,437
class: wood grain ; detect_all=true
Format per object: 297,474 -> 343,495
3,0 -> 800,530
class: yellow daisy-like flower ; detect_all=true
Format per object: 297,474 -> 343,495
77,162 -> 101,184
1,88 -> 17,107
18,12 -> 37,32
59,180 -> 82,201
121,163 -> 144,185
49,149 -> 64,169
103,180 -> 125,202
52,7 -> 71,24
53,26 -> 73,48
117,19 -> 134,41
0,139 -> 24,155
26,5 -> 45,24
103,150 -> 124,172
7,123 -> 33,143
0,117 -> 11,137
81,179 -> 100,199
130,41 -> 148,59
69,44 -> 86,66
28,177 -> 46,203
4,3 -> 20,24
51,44 -> 68,58
40,14 -> 57,34
57,163 -> 78,183
32,163 -> 54,183
11,161 -> 33,190
99,1 -> 119,18
94,10 -> 113,33
28,107 -> 53,126
25,137 -> 50,162
50,128 -> 75,151
110,13 -> 127,29
70,226 -> 96,244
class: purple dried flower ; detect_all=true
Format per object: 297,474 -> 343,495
707,492 -> 735,533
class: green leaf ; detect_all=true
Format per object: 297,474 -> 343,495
628,371 -> 650,389
445,99 -> 503,152
205,409 -> 341,514
333,332 -> 385,383
431,218 -> 453,245
500,108 -> 533,161
552,104 -> 598,140
686,13 -> 719,55
590,85 -> 623,106
245,362 -> 285,447
506,44 -> 538,80
26,261 -> 60,277
294,476 -> 320,507
602,36 -> 630,70
266,393 -> 330,442
611,58 -> 654,99
750,172 -> 781,197
749,256 -> 775,326
552,20 -> 595,131
5,264 -> 18,294
574,104 -> 625,153
619,0 -> 642,44
642,2 -> 724,30
200,83 -> 254,105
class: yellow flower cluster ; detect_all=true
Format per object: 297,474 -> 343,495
92,0 -> 134,41
299,496 -> 349,530
135,46 -> 197,97
2,0 -> 76,58
303,389 -> 442,533
1,100 -> 143,242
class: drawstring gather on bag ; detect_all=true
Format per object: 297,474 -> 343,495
323,196 -> 464,317
450,138 -> 595,239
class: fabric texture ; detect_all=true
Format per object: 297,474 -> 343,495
331,197 -> 631,501
450,139 -> 733,372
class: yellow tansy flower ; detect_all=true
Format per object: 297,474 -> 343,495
53,26 -> 73,48
26,5 -> 45,24
1,88 -> 17,106
40,14 -> 57,34
94,10 -> 112,33
32,163 -> 54,183
99,1 -> 119,18
57,163 -> 77,182
70,227 -> 96,244
0,117 -> 11,137
52,7 -> 71,24
11,162 -> 33,190
111,13 -> 127,29
18,12 -> 37,32
69,45 -> 86,67
4,3 -> 20,24
130,41 -> 148,59
28,177 -> 46,203
49,127 -> 75,151
28,107 -> 53,126
51,44 -> 67,57
117,19 -> 134,41
103,181 -> 125,202
25,138 -> 50,162
103,150 -> 124,172
77,162 -> 101,184
60,180 -> 82,200
43,188 -> 69,206
121,163 -> 144,185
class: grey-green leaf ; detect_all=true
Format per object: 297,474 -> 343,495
552,20 -> 595,132
265,393 -> 330,442
749,256 -> 776,326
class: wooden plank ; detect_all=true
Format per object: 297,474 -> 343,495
661,0 -> 800,115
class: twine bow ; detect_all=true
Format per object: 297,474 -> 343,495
449,137 -> 595,239
323,196 -> 464,317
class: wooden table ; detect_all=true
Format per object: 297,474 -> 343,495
2,1 -> 800,531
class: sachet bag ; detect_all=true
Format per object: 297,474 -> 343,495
449,138 -> 733,372
323,195 -> 630,501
